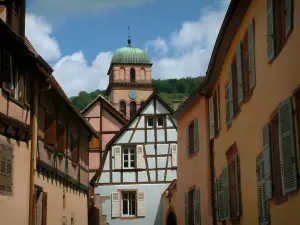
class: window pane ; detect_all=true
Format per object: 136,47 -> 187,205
147,118 -> 154,127
124,154 -> 128,160
130,149 -> 135,154
157,117 -> 164,126
130,161 -> 135,168
124,161 -> 129,168
124,149 -> 128,154
123,200 -> 128,214
130,154 -> 135,161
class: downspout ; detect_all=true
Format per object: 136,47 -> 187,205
28,73 -> 52,225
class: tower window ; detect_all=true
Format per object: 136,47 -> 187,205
130,101 -> 137,118
130,68 -> 135,83
120,101 -> 126,116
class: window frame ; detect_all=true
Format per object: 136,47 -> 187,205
122,147 -> 136,169
146,116 -> 154,128
157,116 -> 164,128
121,191 -> 137,217
129,101 -> 137,118
188,188 -> 195,225
119,100 -> 126,116
188,121 -> 195,156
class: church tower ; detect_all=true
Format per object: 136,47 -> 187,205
106,36 -> 153,119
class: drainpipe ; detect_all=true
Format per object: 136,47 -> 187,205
28,73 -> 52,225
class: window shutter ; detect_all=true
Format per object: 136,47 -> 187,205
2,50 -> 12,92
222,166 -> 230,219
194,118 -> 199,152
37,192 -> 43,225
226,65 -> 234,124
136,145 -> 145,169
4,144 -> 13,193
171,144 -> 178,167
262,123 -> 273,199
236,41 -> 244,104
186,127 -> 190,157
209,97 -> 215,139
216,177 -> 225,221
216,87 -> 221,132
285,0 -> 293,37
257,158 -> 270,225
266,0 -> 275,62
278,97 -> 298,195
114,146 -> 122,169
194,188 -> 201,225
248,18 -> 256,89
0,146 -> 6,191
111,192 -> 120,218
234,154 -> 242,216
137,191 -> 145,217
42,192 -> 48,225
184,192 -> 189,225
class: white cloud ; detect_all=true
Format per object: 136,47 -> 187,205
25,14 -> 61,61
149,2 -> 228,79
28,0 -> 151,19
146,37 -> 169,55
53,51 -> 113,97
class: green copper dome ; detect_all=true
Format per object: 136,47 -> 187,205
111,45 -> 151,65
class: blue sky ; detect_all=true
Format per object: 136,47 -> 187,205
25,0 -> 229,96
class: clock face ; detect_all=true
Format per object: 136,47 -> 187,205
129,89 -> 137,100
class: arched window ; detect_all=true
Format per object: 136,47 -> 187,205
140,68 -> 146,81
130,68 -> 135,83
120,101 -> 126,116
130,101 -> 137,118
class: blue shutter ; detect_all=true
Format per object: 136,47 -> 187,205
222,166 -> 230,219
285,0 -> 293,37
216,177 -> 225,221
185,193 -> 189,225
248,19 -> 256,89
278,97 -> 298,195
235,154 -> 242,216
186,127 -> 190,157
194,118 -> 199,152
262,123 -> 273,199
236,41 -> 244,104
266,0 -> 275,62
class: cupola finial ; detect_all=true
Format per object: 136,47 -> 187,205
128,25 -> 132,47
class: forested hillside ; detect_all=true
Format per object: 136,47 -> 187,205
70,76 -> 204,111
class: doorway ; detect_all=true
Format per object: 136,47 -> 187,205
167,211 -> 177,225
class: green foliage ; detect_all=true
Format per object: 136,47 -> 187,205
70,76 -> 204,111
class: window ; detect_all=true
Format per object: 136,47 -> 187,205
13,0 -> 21,16
119,101 -> 126,116
294,89 -> 300,152
267,0 -> 293,62
45,112 -> 56,145
130,68 -> 135,83
184,188 -> 201,225
130,101 -> 136,118
146,117 -> 154,128
122,192 -> 136,217
209,87 -> 220,139
157,116 -> 164,127
89,137 -> 99,149
11,63 -> 19,100
186,119 -> 198,157
123,147 -> 135,169
231,56 -> 240,115
57,122 -> 66,151
34,188 -> 47,225
71,135 -> 79,162
0,143 -> 13,195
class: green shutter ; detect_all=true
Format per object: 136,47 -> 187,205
194,188 -> 201,225
185,192 -> 189,225
216,177 -> 225,221
278,97 -> 298,195
222,166 -> 230,219
186,127 -> 190,157
257,158 -> 270,225
234,154 -> 242,216
226,65 -> 234,124
248,18 -> 256,89
236,41 -> 244,104
194,118 -> 199,152
266,0 -> 275,62
262,123 -> 273,200
285,0 -> 293,37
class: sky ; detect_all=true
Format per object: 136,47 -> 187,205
25,0 -> 229,97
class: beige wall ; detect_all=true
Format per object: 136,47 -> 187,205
111,64 -> 152,83
162,186 -> 178,225
213,1 -> 300,225
0,136 -> 31,225
35,173 -> 88,225
175,97 -> 213,225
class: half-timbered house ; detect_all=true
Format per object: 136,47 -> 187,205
81,94 -> 128,181
90,92 -> 178,225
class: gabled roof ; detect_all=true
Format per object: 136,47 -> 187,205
89,91 -> 174,186
81,94 -> 128,124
